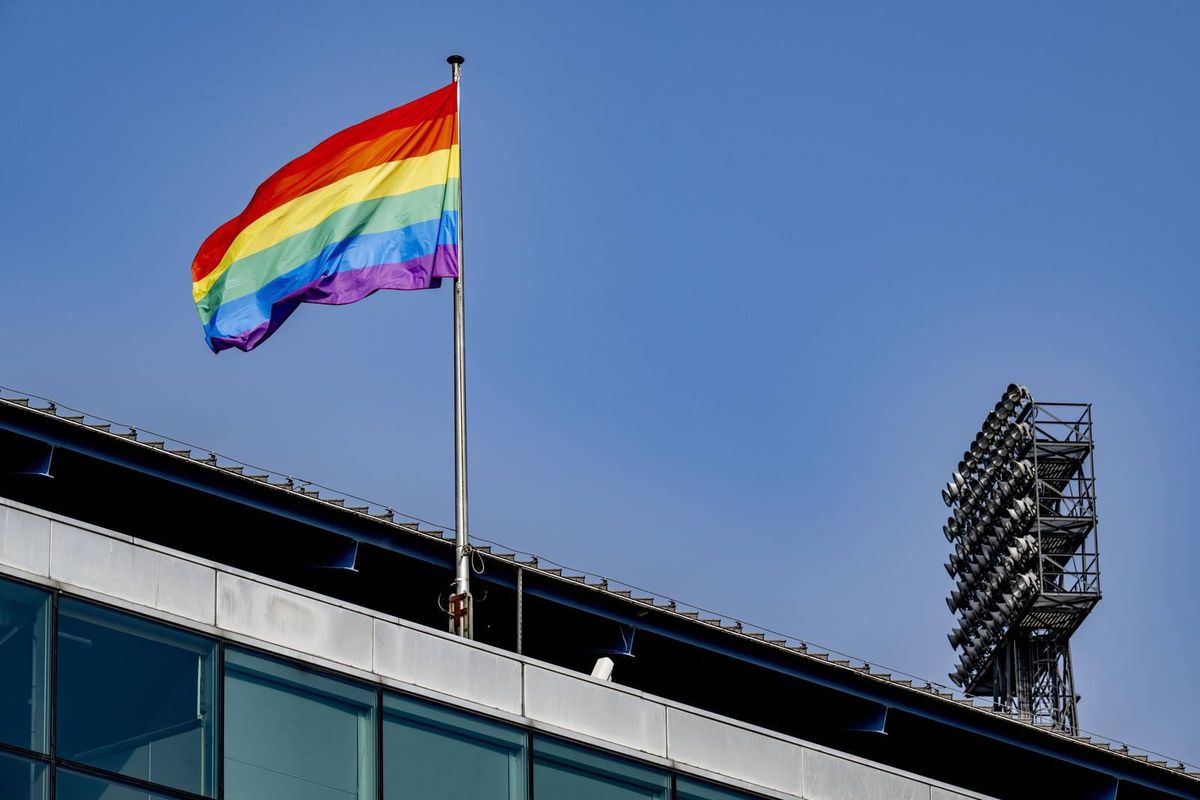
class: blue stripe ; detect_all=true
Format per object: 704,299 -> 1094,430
203,212 -> 458,340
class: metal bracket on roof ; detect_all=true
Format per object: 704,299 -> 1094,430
834,703 -> 888,734
311,539 -> 360,572
3,437 -> 54,478
594,623 -> 637,659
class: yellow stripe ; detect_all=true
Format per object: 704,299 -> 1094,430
194,145 -> 459,301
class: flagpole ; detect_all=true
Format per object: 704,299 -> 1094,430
447,54 -> 472,639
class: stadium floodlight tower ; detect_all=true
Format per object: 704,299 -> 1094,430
940,385 -> 1101,734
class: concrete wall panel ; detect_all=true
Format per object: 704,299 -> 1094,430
50,520 -> 214,624
526,665 -> 667,757
933,789 -> 974,800
374,619 -> 522,715
803,748 -> 929,800
216,572 -> 372,671
0,505 -> 51,577
667,708 -> 805,796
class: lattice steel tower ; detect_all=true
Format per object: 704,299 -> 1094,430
940,386 -> 1101,734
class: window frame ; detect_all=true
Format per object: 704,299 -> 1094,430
381,692 -> 527,800
54,595 -> 220,798
0,577 -> 51,755
222,646 -> 377,800
532,734 -> 670,800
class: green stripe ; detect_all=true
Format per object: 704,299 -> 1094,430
197,179 -> 459,323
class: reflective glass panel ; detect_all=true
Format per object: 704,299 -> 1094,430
0,749 -> 46,800
383,693 -> 525,800
676,777 -> 763,800
57,769 -> 185,800
57,599 -> 218,796
0,577 -> 49,752
224,648 -> 376,800
532,736 -> 668,800
57,767 -> 187,800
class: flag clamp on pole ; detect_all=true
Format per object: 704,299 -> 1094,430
447,54 -> 473,639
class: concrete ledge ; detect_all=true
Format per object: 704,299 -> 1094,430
51,520 -> 215,624
525,665 -> 668,758
0,505 -> 50,577
374,619 -> 523,715
804,748 -> 929,800
216,572 -> 372,672
667,708 -> 805,797
933,789 -> 974,800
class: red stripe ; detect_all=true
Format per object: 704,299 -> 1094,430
193,83 -> 457,282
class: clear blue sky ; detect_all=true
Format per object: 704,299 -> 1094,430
2,0 -> 1197,766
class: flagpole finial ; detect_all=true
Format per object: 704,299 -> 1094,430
447,54 -> 465,83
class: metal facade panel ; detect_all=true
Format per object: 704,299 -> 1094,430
50,520 -> 215,625
803,749 -> 928,800
374,618 -> 523,715
215,572 -> 373,671
524,666 -> 668,758
666,708 -> 805,797
0,504 -> 50,576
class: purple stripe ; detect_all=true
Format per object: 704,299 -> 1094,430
207,244 -> 459,353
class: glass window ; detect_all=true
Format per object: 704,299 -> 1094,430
383,693 -> 525,800
224,648 -> 376,800
532,737 -> 668,800
676,776 -> 763,800
57,769 -> 186,800
0,749 -> 46,800
0,578 -> 49,752
56,599 -> 218,797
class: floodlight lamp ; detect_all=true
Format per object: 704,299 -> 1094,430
948,626 -> 969,649
991,559 -> 1011,581
1013,572 -> 1037,596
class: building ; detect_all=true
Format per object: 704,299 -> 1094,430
0,390 -> 1196,800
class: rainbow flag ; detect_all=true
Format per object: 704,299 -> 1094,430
192,83 -> 460,353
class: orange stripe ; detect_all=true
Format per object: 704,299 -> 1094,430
193,83 -> 457,282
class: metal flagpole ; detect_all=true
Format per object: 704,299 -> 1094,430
447,54 -> 472,638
